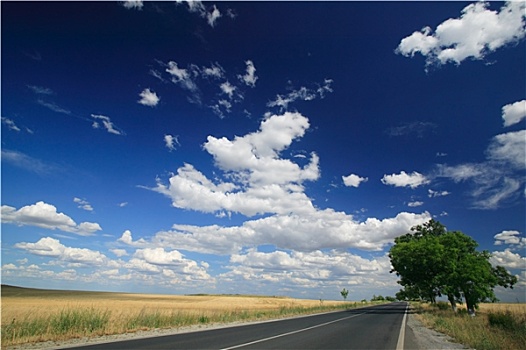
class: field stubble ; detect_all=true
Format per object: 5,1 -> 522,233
1,286 -> 352,347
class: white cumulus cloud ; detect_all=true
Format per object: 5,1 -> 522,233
122,1 -> 143,10
490,249 -> 526,269
176,1 -> 227,28
1,201 -> 102,236
238,60 -> 258,87
428,189 -> 451,198
15,237 -> 107,266
396,1 -> 526,66
342,173 -> 368,188
138,88 -> 160,107
502,100 -> 526,127
494,230 -> 525,248
73,197 -> 93,211
164,134 -> 180,151
152,112 -> 320,217
166,61 -> 198,91
381,171 -> 429,189
149,210 -> 431,254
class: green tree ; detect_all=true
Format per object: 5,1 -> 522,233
389,220 -> 446,303
340,288 -> 349,301
389,219 -> 517,315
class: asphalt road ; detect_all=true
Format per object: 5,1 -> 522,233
63,302 -> 415,350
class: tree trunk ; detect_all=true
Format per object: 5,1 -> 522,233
447,294 -> 457,313
465,297 -> 476,317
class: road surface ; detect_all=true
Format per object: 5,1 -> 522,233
63,302 -> 417,349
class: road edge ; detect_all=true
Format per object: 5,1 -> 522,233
396,302 -> 408,350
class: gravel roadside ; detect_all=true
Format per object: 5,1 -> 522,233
405,312 -> 471,349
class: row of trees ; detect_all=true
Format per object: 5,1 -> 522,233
389,220 -> 517,315
340,291 -> 395,303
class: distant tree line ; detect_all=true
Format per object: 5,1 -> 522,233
370,295 -> 396,302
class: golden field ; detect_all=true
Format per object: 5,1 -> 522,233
477,302 -> 526,314
1,285 -> 351,346
1,285 -> 346,321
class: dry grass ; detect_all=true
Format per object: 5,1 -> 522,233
1,285 -> 353,346
412,302 -> 526,350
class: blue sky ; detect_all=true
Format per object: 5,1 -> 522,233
2,1 -> 525,302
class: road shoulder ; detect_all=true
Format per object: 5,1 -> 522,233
405,312 -> 471,349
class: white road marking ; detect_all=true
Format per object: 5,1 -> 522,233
396,302 -> 409,350
220,312 -> 366,350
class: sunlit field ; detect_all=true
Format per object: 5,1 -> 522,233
412,301 -> 526,350
1,285 -> 355,346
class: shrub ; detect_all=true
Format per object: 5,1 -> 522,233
434,301 -> 450,310
488,311 -> 525,334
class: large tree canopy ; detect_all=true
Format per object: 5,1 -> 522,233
389,220 -> 517,315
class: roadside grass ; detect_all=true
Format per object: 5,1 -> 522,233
412,302 -> 526,350
2,302 -> 362,346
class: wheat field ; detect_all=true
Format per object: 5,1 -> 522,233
2,285 -> 346,321
1,285 -> 351,346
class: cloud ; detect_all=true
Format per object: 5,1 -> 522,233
148,210 -> 432,255
176,1 -> 226,27
381,171 -> 430,189
165,61 -> 198,92
202,62 -> 224,79
494,230 -> 525,248
27,85 -> 54,95
1,201 -> 102,236
490,249 -> 526,269
138,88 -> 160,107
122,1 -> 143,10
16,237 -> 107,266
220,81 -> 236,99
386,121 -> 437,138
91,114 -> 124,135
267,79 -> 333,110
112,244 -> 213,282
432,125 -> 523,209
428,189 -> 450,198
436,162 -> 522,209
153,114 -> 320,216
164,134 -> 180,151
147,111 -> 431,255
1,149 -> 60,175
396,1 -> 526,66
206,5 -> 222,27
224,249 -> 397,290
486,129 -> 526,169
110,248 -> 128,257
1,117 -> 21,132
502,100 -> 526,127
73,197 -> 93,212
156,59 -> 255,117
408,201 -> 424,207
238,60 -> 258,87
435,163 -> 484,182
118,230 -> 148,247
37,100 -> 71,115
342,173 -> 368,188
